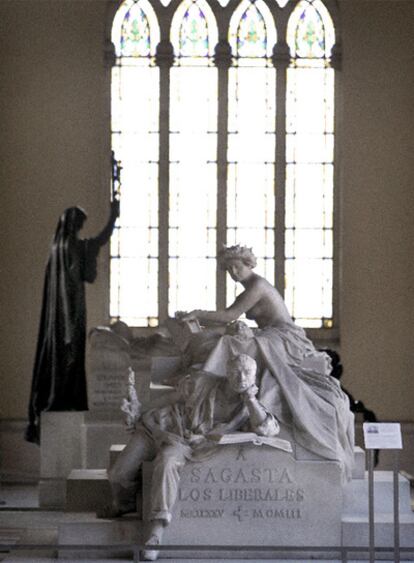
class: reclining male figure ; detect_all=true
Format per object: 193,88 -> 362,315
105,354 -> 280,561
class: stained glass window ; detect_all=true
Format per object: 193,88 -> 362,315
169,1 -> 218,315
110,0 -> 338,333
227,0 -> 276,307
111,0 -> 160,327
285,0 -> 335,328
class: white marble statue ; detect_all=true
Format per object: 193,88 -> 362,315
106,354 -> 279,560
101,244 -> 354,561
182,245 -> 355,481
120,367 -> 142,431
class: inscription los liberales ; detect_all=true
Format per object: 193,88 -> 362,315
177,462 -> 304,521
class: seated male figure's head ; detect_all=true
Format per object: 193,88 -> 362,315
227,354 -> 257,393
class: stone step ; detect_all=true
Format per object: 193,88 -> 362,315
65,468 -> 143,515
57,516 -> 414,560
0,527 -> 23,546
109,444 -> 125,469
342,512 -> 414,550
66,469 -> 111,512
343,471 -> 412,515
353,446 -> 365,479
58,518 -> 143,559
39,411 -> 131,510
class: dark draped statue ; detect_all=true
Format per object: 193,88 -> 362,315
25,201 -> 119,444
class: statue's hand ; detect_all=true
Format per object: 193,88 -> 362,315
240,384 -> 259,401
186,432 -> 206,446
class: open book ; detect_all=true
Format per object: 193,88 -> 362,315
165,317 -> 201,351
209,432 -> 292,453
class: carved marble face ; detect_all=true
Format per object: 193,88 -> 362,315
228,364 -> 256,393
225,259 -> 253,282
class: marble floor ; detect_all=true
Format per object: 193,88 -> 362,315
0,483 -> 413,563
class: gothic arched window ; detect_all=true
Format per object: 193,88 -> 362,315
169,0 -> 218,316
227,0 -> 277,306
110,0 -> 339,336
285,0 -> 336,328
111,0 -> 160,327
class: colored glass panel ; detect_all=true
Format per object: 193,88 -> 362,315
121,6 -> 150,56
171,0 -> 217,62
180,2 -> 209,57
229,0 -> 276,60
236,3 -> 266,58
285,1 -> 335,327
169,3 -> 218,316
287,0 -> 335,59
110,2 -> 160,326
113,0 -> 160,58
227,4 -> 276,309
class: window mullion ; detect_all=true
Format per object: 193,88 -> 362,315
331,40 -> 342,331
273,40 -> 290,298
156,40 -> 174,324
214,40 -> 232,311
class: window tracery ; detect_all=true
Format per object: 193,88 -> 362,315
109,0 -> 339,334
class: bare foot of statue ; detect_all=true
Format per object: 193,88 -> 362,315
141,519 -> 165,561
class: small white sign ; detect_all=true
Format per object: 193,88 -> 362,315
363,422 -> 403,450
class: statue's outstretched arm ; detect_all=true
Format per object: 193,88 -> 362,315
92,200 -> 120,247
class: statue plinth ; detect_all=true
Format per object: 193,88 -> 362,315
143,432 -> 343,549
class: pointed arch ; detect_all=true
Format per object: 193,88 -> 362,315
229,0 -> 277,59
287,0 -> 335,59
171,0 -> 218,61
284,0 -> 336,328
168,0 -> 219,314
107,0 -> 340,334
226,0 -> 277,306
110,0 -> 160,326
112,0 -> 160,58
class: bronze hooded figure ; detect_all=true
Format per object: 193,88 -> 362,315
25,202 -> 119,444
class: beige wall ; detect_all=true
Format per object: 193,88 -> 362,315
339,0 -> 414,421
0,0 -> 111,419
0,0 -> 413,424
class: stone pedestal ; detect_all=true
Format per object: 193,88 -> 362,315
143,444 -> 343,547
60,439 -> 414,559
66,469 -> 111,512
39,411 -> 128,509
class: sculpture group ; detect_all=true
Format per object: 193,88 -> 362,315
103,244 -> 354,560
27,207 -> 355,559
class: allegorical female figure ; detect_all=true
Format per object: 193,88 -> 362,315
182,245 -> 355,481
25,201 -> 119,444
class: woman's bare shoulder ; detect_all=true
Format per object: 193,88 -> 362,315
250,274 -> 273,291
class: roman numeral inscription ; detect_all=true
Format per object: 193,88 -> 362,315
176,447 -> 306,522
